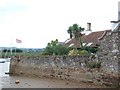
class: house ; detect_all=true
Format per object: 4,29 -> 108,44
64,28 -> 111,49
64,22 -> 112,49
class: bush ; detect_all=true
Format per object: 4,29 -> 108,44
68,49 -> 90,56
68,49 -> 79,56
79,50 -> 89,55
54,44 -> 70,55
86,61 -> 101,69
42,39 -> 70,55
84,46 -> 99,53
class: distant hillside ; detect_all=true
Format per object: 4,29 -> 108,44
0,47 -> 44,52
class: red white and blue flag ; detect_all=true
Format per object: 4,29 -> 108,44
16,39 -> 22,43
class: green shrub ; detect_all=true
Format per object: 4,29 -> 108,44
42,39 -> 70,55
68,49 -> 79,56
86,61 -> 101,69
79,50 -> 89,55
84,46 -> 99,53
68,49 -> 90,56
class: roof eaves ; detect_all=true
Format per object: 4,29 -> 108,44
98,30 -> 107,40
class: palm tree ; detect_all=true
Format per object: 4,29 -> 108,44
72,24 -> 80,39
72,24 -> 85,49
67,23 -> 85,49
67,26 -> 73,39
78,26 -> 85,49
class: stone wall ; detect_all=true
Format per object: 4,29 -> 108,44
97,30 -> 120,87
98,31 -> 120,74
10,55 -> 91,80
10,55 -> 118,87
98,30 -> 119,73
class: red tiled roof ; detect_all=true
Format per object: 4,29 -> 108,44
64,30 -> 111,48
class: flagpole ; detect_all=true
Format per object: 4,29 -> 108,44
4,49 -> 8,58
15,47 -> 16,56
10,36 -> 13,56
15,40 -> 17,56
15,39 -> 22,56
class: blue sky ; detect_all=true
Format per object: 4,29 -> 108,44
0,0 -> 119,48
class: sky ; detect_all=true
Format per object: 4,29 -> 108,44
0,0 -> 119,48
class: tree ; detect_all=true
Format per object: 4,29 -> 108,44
42,39 -> 70,55
72,24 -> 80,39
54,44 -> 69,55
67,26 -> 73,39
67,23 -> 85,49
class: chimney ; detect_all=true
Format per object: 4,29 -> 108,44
85,22 -> 92,35
86,22 -> 92,31
111,2 -> 120,30
118,1 -> 120,20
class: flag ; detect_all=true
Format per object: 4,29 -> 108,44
16,39 -> 22,43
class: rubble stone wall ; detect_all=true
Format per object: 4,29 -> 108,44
10,55 -> 118,87
98,30 -> 119,73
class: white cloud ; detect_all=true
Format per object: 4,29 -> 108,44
0,0 -> 119,48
